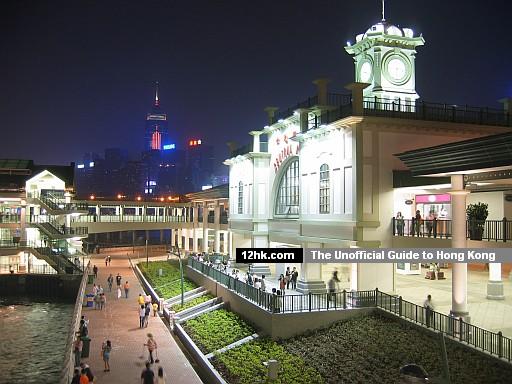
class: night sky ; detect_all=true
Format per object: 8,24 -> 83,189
2,0 -> 511,172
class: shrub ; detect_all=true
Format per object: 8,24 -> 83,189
171,294 -> 215,313
138,260 -> 197,299
183,309 -> 254,354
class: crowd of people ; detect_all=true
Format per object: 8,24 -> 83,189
71,259 -> 167,383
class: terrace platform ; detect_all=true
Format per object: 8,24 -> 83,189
396,268 -> 512,337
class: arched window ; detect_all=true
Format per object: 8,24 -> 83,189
238,181 -> 243,214
275,158 -> 300,217
319,164 -> 330,214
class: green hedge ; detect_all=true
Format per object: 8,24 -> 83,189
212,339 -> 323,384
171,294 -> 215,313
138,260 -> 197,299
283,314 -> 512,384
183,309 -> 254,354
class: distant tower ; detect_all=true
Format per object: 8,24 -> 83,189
145,82 -> 168,151
344,1 -> 424,105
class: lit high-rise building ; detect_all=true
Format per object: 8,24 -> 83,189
145,82 -> 169,151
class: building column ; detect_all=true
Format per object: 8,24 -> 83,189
214,230 -> 220,253
248,234 -> 271,276
296,242 -> 326,293
202,202 -> 208,252
132,230 -> 136,245
159,229 -> 164,244
192,229 -> 199,253
449,175 -> 470,319
487,263 -> 505,299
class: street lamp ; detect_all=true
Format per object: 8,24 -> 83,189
146,238 -> 149,267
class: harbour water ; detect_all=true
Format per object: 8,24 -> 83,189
0,296 -> 74,383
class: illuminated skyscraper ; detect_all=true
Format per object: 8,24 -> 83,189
145,82 -> 169,151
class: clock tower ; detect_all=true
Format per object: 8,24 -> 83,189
345,10 -> 424,107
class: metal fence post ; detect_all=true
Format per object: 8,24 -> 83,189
343,289 -> 347,309
375,288 -> 379,307
399,296 -> 402,317
308,292 -> 312,312
498,331 -> 503,359
459,318 -> 464,342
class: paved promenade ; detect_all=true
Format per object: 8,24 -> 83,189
80,255 -> 203,383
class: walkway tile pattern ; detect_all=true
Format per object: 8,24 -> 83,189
80,255 -> 203,383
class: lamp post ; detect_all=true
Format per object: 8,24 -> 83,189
174,244 -> 185,306
146,238 -> 149,267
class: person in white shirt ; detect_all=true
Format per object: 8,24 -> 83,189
260,275 -> 266,292
423,294 -> 434,327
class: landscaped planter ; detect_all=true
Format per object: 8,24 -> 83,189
138,260 -> 197,299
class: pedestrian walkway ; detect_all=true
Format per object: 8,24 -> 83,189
80,256 -> 203,383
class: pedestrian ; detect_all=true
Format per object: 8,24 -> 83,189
94,293 -> 100,310
279,274 -> 286,295
93,265 -> 98,279
98,285 -> 104,294
138,294 -> 145,306
100,293 -> 106,310
105,256 -> 108,267
396,211 -> 405,236
291,267 -> 298,290
144,303 -> 151,327
139,305 -> 146,328
285,267 -> 291,289
424,294 -> 435,327
261,275 -> 266,292
73,335 -> 82,368
141,362 -> 155,384
116,273 -> 122,287
117,286 -> 122,299
79,369 -> 89,384
328,271 -> 340,303
152,301 -> 159,317
101,339 -> 112,372
157,366 -> 165,384
124,281 -> 130,298
107,274 -> 114,292
92,284 -> 98,296
108,255 -> 111,265
145,294 -> 152,305
71,368 -> 80,384
414,210 -> 422,236
144,333 -> 158,364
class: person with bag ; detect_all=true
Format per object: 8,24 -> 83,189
73,335 -> 82,368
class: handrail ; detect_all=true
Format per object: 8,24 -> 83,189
391,217 -> 512,242
59,261 -> 90,384
188,258 -> 512,362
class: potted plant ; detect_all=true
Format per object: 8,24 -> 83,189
466,202 -> 488,240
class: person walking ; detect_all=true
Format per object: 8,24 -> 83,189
108,255 -> 111,266
79,369 -> 89,384
328,271 -> 340,303
71,368 -> 80,384
124,281 -> 130,298
105,256 -> 108,267
116,273 -> 122,288
73,335 -> 82,368
107,274 -> 114,292
117,285 -> 122,300
144,303 -> 151,328
144,333 -> 158,364
414,210 -> 422,237
93,265 -> 98,279
101,339 -> 112,372
141,362 -> 155,384
424,294 -> 435,328
152,301 -> 159,317
139,305 -> 146,328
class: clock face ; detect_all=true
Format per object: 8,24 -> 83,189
360,61 -> 372,83
387,58 -> 407,81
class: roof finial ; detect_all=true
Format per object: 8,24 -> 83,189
382,0 -> 386,22
154,81 -> 159,106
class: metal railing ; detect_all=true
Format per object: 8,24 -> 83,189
0,214 -> 21,223
189,258 -> 512,362
363,97 -> 512,127
72,214 -> 189,223
27,191 -> 88,212
392,218 -> 512,242
376,291 -> 512,362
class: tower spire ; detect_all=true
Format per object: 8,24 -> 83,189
381,0 -> 386,22
154,81 -> 159,106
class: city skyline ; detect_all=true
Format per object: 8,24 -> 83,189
1,0 -> 511,165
